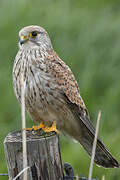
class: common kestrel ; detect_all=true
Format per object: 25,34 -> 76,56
13,25 -> 119,168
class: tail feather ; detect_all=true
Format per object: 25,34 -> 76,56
67,101 -> 120,168
79,127 -> 119,168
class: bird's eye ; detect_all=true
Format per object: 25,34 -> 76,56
30,31 -> 38,38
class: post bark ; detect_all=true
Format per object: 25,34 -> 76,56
4,130 -> 64,180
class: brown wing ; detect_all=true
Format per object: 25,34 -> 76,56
45,52 -> 119,168
46,51 -> 96,136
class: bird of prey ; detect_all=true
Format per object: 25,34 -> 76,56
13,25 -> 119,168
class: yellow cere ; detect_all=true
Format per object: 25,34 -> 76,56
21,35 -> 27,40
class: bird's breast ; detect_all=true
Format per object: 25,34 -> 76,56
13,49 -> 62,123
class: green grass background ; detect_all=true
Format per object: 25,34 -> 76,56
0,0 -> 120,179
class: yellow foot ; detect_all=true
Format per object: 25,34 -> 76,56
25,127 -> 33,131
26,121 -> 58,133
25,122 -> 44,131
32,122 -> 45,131
43,121 -> 58,133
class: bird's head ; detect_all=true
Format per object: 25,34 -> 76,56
19,25 -> 52,49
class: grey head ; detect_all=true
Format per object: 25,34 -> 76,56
18,25 -> 53,50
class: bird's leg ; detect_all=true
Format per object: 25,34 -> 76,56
26,122 -> 45,131
32,122 -> 45,130
26,121 -> 58,133
42,121 -> 58,133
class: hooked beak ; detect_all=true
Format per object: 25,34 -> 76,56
19,35 -> 28,45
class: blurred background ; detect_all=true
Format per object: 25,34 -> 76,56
0,0 -> 120,179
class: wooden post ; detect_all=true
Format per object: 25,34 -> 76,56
4,130 -> 64,180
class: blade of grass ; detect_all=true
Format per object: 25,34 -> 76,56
13,167 -> 30,180
21,73 -> 28,180
88,110 -> 101,180
76,175 -> 79,180
102,175 -> 105,180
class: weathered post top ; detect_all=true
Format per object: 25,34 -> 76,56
4,130 -> 64,180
